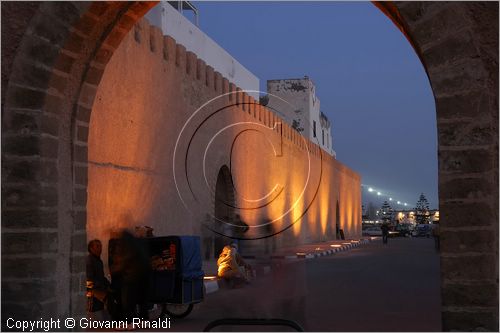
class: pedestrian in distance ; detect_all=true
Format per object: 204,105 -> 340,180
381,223 -> 389,244
432,223 -> 440,251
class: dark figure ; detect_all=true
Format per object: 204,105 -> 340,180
432,224 -> 440,251
110,230 -> 151,323
86,240 -> 111,313
381,223 -> 389,244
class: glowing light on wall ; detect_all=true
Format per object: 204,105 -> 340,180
319,181 -> 331,235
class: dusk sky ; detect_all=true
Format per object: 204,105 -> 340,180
192,1 -> 438,209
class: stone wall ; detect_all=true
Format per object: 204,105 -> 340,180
87,18 -> 361,266
376,2 -> 499,330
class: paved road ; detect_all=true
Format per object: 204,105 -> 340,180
154,237 -> 441,331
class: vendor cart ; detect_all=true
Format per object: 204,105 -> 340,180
109,235 -> 205,318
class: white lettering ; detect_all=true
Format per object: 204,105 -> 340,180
80,318 -> 89,329
4,318 -> 61,332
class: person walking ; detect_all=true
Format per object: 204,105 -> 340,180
432,223 -> 440,251
381,223 -> 389,244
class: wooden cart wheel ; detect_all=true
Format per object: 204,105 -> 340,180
162,303 -> 194,318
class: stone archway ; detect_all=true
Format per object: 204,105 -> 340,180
1,1 -> 158,320
1,1 -> 497,330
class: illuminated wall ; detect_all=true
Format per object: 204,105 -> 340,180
87,18 -> 361,261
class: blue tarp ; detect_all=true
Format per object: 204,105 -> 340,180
179,236 -> 204,279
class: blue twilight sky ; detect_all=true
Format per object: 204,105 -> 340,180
191,1 -> 438,209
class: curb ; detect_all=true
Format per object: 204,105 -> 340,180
204,279 -> 219,294
203,238 -> 372,294
270,239 -> 371,260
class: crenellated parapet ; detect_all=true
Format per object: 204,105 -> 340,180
125,18 -> 343,163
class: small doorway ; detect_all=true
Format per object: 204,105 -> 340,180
213,166 -> 236,258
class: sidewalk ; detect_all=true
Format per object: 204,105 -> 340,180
202,237 -> 376,294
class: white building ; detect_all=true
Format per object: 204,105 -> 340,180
266,77 -> 336,156
145,1 -> 259,99
146,5 -> 334,156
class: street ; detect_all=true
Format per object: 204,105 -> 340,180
168,237 -> 441,331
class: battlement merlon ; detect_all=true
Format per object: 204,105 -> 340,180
146,1 -> 259,99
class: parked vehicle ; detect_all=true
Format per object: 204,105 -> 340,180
362,227 -> 382,236
108,235 -> 204,319
395,224 -> 412,237
414,224 -> 432,237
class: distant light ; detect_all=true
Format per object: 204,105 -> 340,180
377,192 -> 381,196
330,244 -> 342,248
389,198 -> 393,201
397,201 -> 401,204
368,188 -> 374,192
404,203 -> 407,206
315,247 -> 322,251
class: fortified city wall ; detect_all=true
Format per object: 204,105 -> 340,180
87,17 -> 362,264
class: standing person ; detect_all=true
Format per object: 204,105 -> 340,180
110,230 -> 150,325
432,223 -> 440,251
381,223 -> 389,244
86,240 -> 111,318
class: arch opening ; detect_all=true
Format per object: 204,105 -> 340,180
213,165 -> 236,259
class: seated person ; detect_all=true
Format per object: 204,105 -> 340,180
217,243 -> 252,284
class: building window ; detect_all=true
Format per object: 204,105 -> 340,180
313,121 -> 316,137
322,130 -> 324,145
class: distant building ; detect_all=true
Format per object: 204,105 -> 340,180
394,209 -> 439,224
362,208 -> 439,226
266,77 -> 336,156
